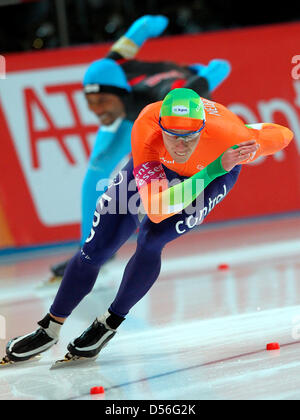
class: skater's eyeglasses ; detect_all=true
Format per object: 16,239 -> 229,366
159,117 -> 205,142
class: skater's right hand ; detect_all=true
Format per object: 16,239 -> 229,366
221,140 -> 260,172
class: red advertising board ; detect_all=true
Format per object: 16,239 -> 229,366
1,22 -> 300,248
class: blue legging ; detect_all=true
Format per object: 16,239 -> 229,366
50,158 -> 241,319
81,119 -> 133,245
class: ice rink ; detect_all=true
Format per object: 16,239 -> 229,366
1,214 -> 300,400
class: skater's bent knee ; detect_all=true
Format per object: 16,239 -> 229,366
137,226 -> 165,252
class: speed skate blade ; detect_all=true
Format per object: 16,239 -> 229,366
0,355 -> 41,368
50,354 -> 98,370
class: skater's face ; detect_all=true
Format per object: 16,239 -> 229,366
85,93 -> 126,125
162,129 -> 201,163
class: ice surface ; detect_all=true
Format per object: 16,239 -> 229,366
1,215 -> 300,400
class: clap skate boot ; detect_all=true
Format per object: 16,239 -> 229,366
51,311 -> 120,369
1,314 -> 62,367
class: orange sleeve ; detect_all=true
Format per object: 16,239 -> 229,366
199,101 -> 293,165
239,123 -> 293,163
138,180 -> 171,224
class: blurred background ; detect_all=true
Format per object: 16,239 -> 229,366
0,0 -> 300,252
0,0 -> 299,53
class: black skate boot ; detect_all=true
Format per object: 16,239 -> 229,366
51,259 -> 70,277
51,311 -> 124,369
1,314 -> 62,367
